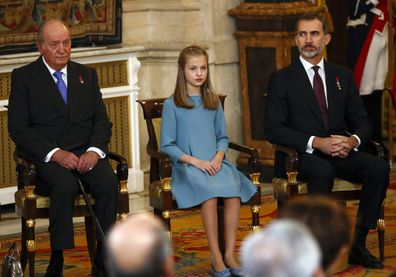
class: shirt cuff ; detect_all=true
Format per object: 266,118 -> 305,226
306,136 -> 315,154
87,147 -> 106,159
367,0 -> 379,6
352,134 -> 361,151
44,148 -> 60,162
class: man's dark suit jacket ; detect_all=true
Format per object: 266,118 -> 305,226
264,59 -> 372,176
8,56 -> 112,162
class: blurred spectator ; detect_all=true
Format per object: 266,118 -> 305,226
279,196 -> 351,275
107,213 -> 174,277
241,219 -> 323,277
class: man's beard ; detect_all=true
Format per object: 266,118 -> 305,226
301,45 -> 322,58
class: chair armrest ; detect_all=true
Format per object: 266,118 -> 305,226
147,148 -> 173,179
274,145 -> 299,173
229,142 -> 261,173
13,152 -> 36,188
108,151 -> 129,181
229,142 -> 257,156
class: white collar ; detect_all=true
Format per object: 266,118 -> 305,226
299,56 -> 325,72
42,56 -> 67,77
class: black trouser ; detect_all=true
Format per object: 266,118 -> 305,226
361,90 -> 384,144
297,150 -> 389,229
36,158 -> 118,251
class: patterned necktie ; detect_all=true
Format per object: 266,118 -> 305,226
53,71 -> 68,104
312,66 -> 328,128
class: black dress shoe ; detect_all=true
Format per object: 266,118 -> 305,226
348,244 -> 384,269
45,250 -> 64,276
91,264 -> 107,277
45,266 -> 63,277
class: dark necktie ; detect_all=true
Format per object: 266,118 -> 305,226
53,71 -> 68,104
312,66 -> 328,128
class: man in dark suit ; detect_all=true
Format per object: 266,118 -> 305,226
264,12 -> 389,269
8,19 -> 118,276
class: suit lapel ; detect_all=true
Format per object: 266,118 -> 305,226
34,58 -> 68,116
324,61 -> 338,129
67,63 -> 81,118
291,60 -> 325,128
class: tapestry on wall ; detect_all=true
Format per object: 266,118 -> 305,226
0,0 -> 122,55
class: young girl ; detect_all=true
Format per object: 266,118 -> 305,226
160,45 -> 257,277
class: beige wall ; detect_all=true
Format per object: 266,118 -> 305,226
123,0 -> 244,169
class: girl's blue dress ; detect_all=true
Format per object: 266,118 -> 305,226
160,95 -> 257,208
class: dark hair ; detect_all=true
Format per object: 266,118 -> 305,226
296,12 -> 328,34
174,45 -> 218,109
36,19 -> 70,44
279,196 -> 351,271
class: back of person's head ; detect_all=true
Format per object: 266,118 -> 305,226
107,213 -> 174,277
241,219 -> 321,277
279,196 -> 351,273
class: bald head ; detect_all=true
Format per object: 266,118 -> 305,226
36,19 -> 70,45
107,213 -> 174,277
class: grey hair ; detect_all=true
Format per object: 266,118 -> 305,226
241,219 -> 321,277
36,19 -> 70,44
109,227 -> 172,277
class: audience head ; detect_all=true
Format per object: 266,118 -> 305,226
241,219 -> 322,277
36,19 -> 71,71
279,196 -> 351,274
174,45 -> 217,109
107,213 -> 174,277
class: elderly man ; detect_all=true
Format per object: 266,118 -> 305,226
8,19 -> 118,276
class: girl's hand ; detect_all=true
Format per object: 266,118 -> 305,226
211,156 -> 223,173
211,151 -> 225,173
191,158 -> 217,176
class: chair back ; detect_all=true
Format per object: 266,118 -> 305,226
137,98 -> 165,152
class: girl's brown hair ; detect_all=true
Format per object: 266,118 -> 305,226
174,45 -> 218,109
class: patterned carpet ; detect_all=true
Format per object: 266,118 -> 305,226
1,188 -> 396,276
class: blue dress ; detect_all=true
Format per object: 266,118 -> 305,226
160,95 -> 257,209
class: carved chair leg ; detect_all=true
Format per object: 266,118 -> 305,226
161,210 -> 171,235
251,205 -> 261,232
20,218 -> 28,271
377,204 -> 386,262
153,208 -> 162,219
28,247 -> 35,277
85,216 -> 97,265
25,222 -> 36,277
277,200 -> 284,209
